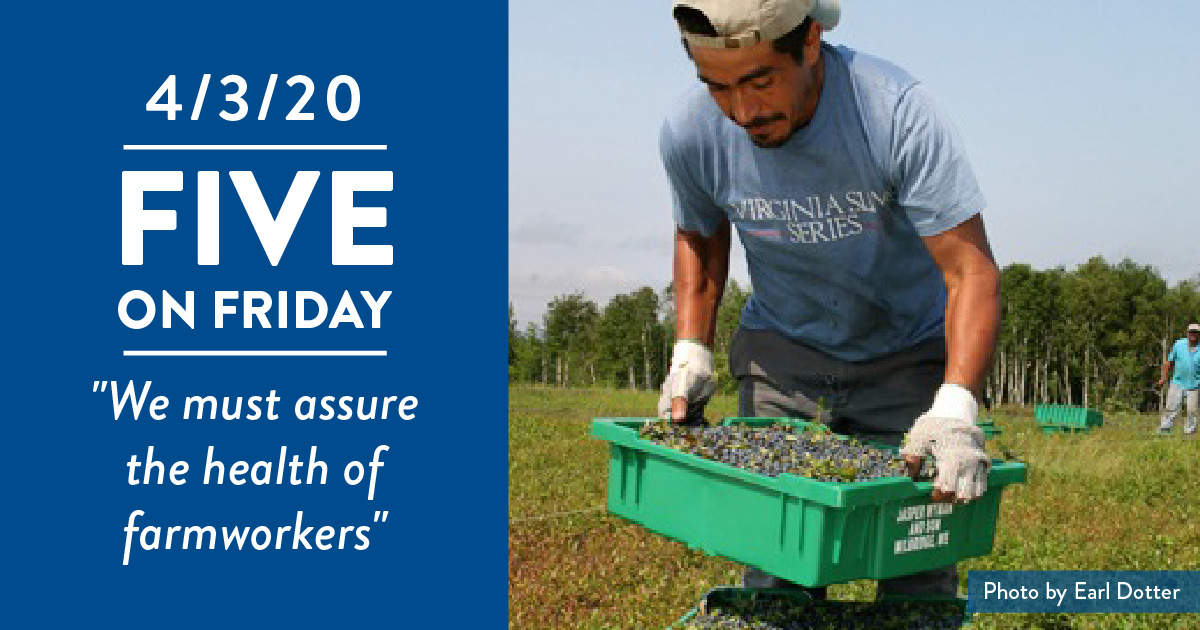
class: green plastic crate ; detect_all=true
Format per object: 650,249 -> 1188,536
1034,404 -> 1103,428
671,587 -> 971,629
591,417 -> 1027,587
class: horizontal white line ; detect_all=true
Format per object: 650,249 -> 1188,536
124,350 -> 387,357
122,145 -> 387,151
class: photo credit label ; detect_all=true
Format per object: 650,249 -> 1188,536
968,571 -> 1200,613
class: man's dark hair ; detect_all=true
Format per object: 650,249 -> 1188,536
673,7 -> 814,62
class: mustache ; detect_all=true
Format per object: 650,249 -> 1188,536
742,114 -> 786,130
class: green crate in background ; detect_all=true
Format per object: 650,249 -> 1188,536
591,417 -> 1027,588
1034,404 -> 1103,428
671,586 -> 971,629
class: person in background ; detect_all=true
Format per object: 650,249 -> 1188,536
1157,323 -> 1200,435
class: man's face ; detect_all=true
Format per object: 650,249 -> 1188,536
688,30 -> 822,148
1188,330 -> 1199,344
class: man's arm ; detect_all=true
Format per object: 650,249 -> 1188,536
1160,359 -> 1174,387
658,220 -> 731,421
675,220 -> 732,346
903,213 -> 997,502
920,214 -> 1000,396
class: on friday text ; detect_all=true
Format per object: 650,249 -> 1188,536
984,581 -> 1182,606
118,289 -> 391,329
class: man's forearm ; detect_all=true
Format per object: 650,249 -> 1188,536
922,216 -> 1000,399
674,221 -> 731,346
943,263 -> 1000,396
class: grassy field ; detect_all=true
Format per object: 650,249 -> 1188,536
509,385 -> 1200,629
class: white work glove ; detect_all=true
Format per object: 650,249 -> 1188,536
657,339 -> 716,422
901,384 -> 991,502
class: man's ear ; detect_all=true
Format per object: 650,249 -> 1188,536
803,21 -> 822,67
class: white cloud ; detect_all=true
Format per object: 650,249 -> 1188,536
509,215 -> 582,246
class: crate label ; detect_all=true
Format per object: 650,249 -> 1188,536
896,502 -> 953,522
892,502 -> 953,555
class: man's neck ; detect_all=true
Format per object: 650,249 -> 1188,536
797,51 -> 826,129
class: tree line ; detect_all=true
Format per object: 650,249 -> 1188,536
510,257 -> 1200,413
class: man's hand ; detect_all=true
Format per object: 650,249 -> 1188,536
657,339 -> 716,422
901,384 -> 990,503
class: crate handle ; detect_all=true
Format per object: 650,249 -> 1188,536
829,508 -> 846,564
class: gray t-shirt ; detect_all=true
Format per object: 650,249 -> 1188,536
661,43 -> 986,362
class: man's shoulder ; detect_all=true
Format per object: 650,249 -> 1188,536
830,44 -> 921,103
661,84 -> 727,154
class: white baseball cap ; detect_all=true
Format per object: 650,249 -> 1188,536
1188,323 -> 1200,333
673,0 -> 840,50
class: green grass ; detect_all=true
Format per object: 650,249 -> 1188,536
509,385 -> 1200,629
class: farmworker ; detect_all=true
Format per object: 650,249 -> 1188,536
1157,323 -> 1200,435
654,0 -> 998,599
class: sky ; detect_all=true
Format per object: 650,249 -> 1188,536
509,1 -> 1200,327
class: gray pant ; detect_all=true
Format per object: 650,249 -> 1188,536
731,328 -> 958,599
1159,384 -> 1198,434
